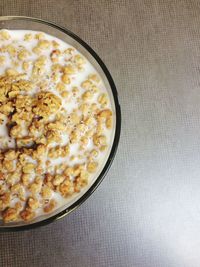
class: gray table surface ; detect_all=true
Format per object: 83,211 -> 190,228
1,0 -> 200,266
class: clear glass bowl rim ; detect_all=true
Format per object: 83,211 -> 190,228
0,16 -> 121,231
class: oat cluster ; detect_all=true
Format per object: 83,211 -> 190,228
0,30 -> 113,223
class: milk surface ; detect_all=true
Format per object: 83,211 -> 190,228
0,30 -> 115,221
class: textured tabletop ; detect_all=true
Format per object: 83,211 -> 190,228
1,1 -> 200,266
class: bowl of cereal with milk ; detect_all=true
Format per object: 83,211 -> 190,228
0,16 -> 121,230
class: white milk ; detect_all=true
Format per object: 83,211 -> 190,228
0,30 -> 115,221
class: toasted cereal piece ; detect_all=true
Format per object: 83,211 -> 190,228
29,181 -> 42,195
74,54 -> 85,65
80,136 -> 88,147
98,109 -> 112,119
88,73 -> 100,83
15,202 -> 23,211
2,208 -> 18,222
0,102 -> 14,116
6,68 -> 18,76
43,199 -> 57,213
4,150 -> 18,160
44,173 -> 54,190
96,123 -> 103,135
21,173 -> 31,186
98,93 -> 108,106
0,185 -> 6,195
28,197 -> 40,210
41,186 -> 52,199
73,164 -> 84,177
106,117 -> 112,129
50,49 -> 61,62
29,120 -> 45,138
69,131 -> 79,144
18,49 -> 29,61
70,112 -> 80,124
46,130 -> 61,144
37,144 -> 46,156
20,209 -> 35,221
91,103 -> 98,112
0,55 -> 5,65
47,121 -> 66,131
63,64 -> 76,75
72,86 -> 79,96
32,46 -> 42,55
44,173 -> 54,183
11,183 -> 24,194
61,91 -> 69,98
52,174 -> 65,186
62,145 -> 70,156
64,47 -> 75,55
35,32 -> 45,40
34,56 -> 47,69
22,163 -> 35,174
12,60 -> 20,68
24,33 -> 33,41
32,65 -> 44,76
3,159 -> 15,172
35,165 -> 44,175
52,40 -> 60,48
59,179 -> 74,197
82,90 -> 93,101
79,103 -> 89,115
76,123 -> 87,132
38,39 -> 51,49
6,44 -> 17,56
35,136 -> 47,145
84,116 -> 95,126
63,167 -> 74,177
0,30 -> 11,40
61,73 -> 70,84
52,63 -> 63,72
56,82 -> 65,93
74,170 -> 88,192
70,155 -> 76,161
93,134 -> 107,147
16,137 -> 35,148
87,161 -> 98,173
0,113 -> 5,124
51,72 -> 59,82
81,79 -> 93,90
100,145 -> 108,151
8,90 -> 19,98
0,172 -> 4,180
22,61 -> 30,71
90,85 -> 99,94
33,92 -> 62,117
90,149 -> 99,158
0,193 -> 11,210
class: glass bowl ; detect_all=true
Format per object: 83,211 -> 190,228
0,16 -> 121,231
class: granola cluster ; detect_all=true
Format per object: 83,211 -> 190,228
0,30 -> 113,223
